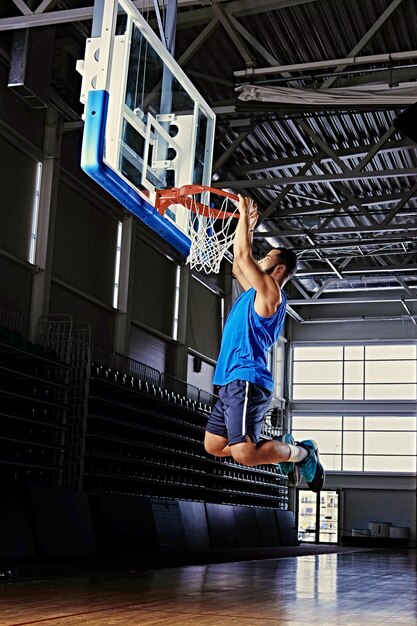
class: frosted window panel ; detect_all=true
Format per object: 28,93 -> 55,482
292,416 -> 342,430
364,456 -> 416,472
344,416 -> 363,430
365,344 -> 416,360
293,346 -> 343,361
343,431 -> 363,454
343,385 -> 364,400
344,346 -> 364,360
311,431 -> 342,453
274,339 -> 286,397
364,432 -> 415,455
342,455 -> 363,471
321,454 -> 342,470
292,385 -> 342,400
291,430 -> 305,444
366,416 -> 416,431
292,431 -> 341,454
365,384 -> 416,400
344,361 -> 364,383
293,361 -> 343,384
365,360 -> 416,384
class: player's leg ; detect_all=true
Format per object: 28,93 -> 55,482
204,432 -> 232,457
231,437 -> 324,492
231,437 -> 291,466
204,389 -> 232,458
223,381 -> 291,464
224,381 -> 324,490
274,433 -> 302,486
296,440 -> 325,492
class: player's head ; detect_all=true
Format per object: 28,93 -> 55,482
258,247 -> 298,283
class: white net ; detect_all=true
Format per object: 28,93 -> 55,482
185,190 -> 239,274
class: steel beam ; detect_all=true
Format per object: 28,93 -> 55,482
0,0 -> 318,31
288,292 -> 417,305
212,130 -> 251,173
12,0 -> 31,15
331,66 -> 417,89
294,118 -> 378,224
381,182 -> 417,226
296,263 -> 417,277
268,193 -> 416,219
299,248 -> 416,262
257,162 -> 312,225
228,14 -> 280,66
322,0 -> 404,89
34,0 -> 57,13
232,139 -> 413,175
256,221 -> 417,239
211,2 -> 255,67
215,168 -> 417,189
177,18 -> 219,66
234,48 -> 415,78
224,0 -> 319,19
0,0 -> 222,30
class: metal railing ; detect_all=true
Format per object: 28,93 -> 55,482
0,302 -> 23,334
91,342 -> 217,406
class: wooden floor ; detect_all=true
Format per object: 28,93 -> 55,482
1,549 -> 416,626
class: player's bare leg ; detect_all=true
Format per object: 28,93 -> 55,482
204,432 -> 232,457
230,436 -> 292,466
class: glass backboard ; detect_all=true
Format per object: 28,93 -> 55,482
77,0 -> 216,256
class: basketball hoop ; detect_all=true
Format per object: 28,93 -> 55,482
155,185 -> 240,274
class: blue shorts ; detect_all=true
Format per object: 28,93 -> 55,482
206,379 -> 272,445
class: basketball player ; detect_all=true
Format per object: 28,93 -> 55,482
204,195 -> 324,492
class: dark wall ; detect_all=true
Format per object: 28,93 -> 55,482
0,486 -> 297,564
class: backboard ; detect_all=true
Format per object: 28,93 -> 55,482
77,0 -> 216,257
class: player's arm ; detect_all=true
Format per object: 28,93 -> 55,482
233,195 -> 282,317
232,198 -> 258,290
232,259 -> 252,291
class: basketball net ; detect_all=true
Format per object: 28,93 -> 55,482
155,186 -> 240,274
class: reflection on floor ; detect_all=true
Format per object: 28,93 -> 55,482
1,549 -> 416,625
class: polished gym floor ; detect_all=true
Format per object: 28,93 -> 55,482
1,549 -> 415,626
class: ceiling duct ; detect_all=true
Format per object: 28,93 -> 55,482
8,26 -> 55,109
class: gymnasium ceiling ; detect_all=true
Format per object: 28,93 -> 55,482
1,0 -> 417,326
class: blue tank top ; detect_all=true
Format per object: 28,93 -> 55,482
213,288 -> 287,392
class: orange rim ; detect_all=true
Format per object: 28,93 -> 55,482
155,185 -> 239,218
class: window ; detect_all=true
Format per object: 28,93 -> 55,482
172,265 -> 181,340
113,221 -> 123,308
292,415 -> 416,473
28,162 -> 42,264
292,344 -> 417,401
291,343 -> 416,473
273,337 -> 286,398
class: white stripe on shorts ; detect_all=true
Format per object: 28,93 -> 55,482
241,381 -> 250,436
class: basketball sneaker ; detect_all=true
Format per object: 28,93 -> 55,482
296,440 -> 325,493
275,434 -> 301,487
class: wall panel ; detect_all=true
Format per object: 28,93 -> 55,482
0,135 -> 38,259
132,239 -> 176,337
205,503 -> 239,549
187,277 -> 222,361
53,181 -> 118,305
0,486 -> 35,559
50,282 -> 116,347
129,324 -> 169,372
30,486 -> 95,556
179,501 -> 210,551
0,257 -> 32,332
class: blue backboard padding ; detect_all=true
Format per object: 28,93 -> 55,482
80,90 -> 191,257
